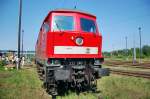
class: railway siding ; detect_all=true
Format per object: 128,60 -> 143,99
104,60 -> 150,69
110,69 -> 150,79
104,60 -> 150,79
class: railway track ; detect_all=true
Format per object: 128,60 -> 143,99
110,69 -> 150,79
104,60 -> 150,69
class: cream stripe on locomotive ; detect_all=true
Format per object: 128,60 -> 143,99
54,46 -> 98,54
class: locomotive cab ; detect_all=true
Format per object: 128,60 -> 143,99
35,9 -> 109,95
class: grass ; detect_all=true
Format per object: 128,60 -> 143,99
98,75 -> 150,99
0,65 -> 150,99
0,66 -> 50,99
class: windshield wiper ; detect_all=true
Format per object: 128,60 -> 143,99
54,21 -> 61,32
54,21 -> 66,36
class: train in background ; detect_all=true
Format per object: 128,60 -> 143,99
35,9 -> 109,95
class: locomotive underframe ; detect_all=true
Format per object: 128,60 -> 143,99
36,58 -> 109,95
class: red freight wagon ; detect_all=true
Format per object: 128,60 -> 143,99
35,9 -> 109,95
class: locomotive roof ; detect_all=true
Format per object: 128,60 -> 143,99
50,9 -> 96,18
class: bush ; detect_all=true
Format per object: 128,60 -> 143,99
0,60 -> 6,67
142,45 -> 150,57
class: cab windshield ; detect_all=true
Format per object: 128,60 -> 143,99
80,18 -> 96,33
53,15 -> 74,31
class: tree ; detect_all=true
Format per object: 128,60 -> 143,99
142,45 -> 150,57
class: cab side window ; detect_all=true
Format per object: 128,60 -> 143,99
42,22 -> 50,33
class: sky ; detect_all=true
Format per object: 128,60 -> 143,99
0,0 -> 150,51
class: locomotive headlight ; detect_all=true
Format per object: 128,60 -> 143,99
51,59 -> 61,65
47,59 -> 61,66
94,59 -> 100,65
94,58 -> 104,65
75,37 -> 83,46
53,60 -> 61,65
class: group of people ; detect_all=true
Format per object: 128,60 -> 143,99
0,54 -> 25,68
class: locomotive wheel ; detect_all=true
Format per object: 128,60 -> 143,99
37,64 -> 44,81
46,83 -> 57,96
57,81 -> 69,95
90,76 -> 97,92
44,67 -> 58,96
83,75 -> 89,90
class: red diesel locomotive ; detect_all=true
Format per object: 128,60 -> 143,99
35,9 -> 109,95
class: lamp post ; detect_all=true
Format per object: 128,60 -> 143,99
133,34 -> 136,64
139,27 -> 142,63
17,0 -> 22,69
22,30 -> 24,57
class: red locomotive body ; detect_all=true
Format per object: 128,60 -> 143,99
35,9 -> 109,95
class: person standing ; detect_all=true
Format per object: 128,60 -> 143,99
21,56 -> 25,68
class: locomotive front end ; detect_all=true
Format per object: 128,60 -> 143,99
35,9 -> 109,95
